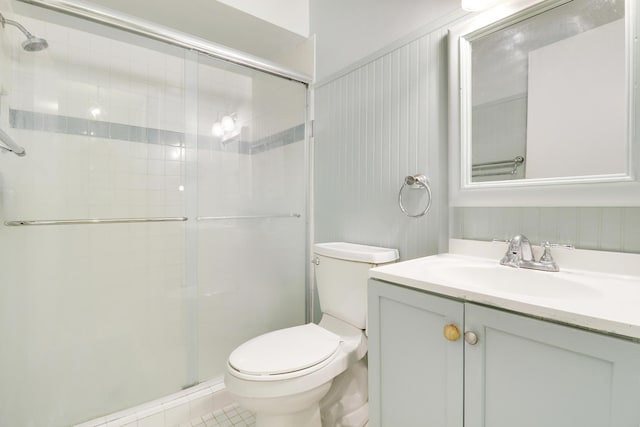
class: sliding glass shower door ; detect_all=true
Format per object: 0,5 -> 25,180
0,2 -> 308,426
192,53 -> 308,381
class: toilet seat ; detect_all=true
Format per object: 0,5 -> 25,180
228,323 -> 341,379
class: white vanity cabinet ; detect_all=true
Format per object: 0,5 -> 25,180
368,278 -> 640,427
367,279 -> 464,427
464,303 -> 640,427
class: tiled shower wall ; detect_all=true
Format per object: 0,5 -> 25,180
0,7 -> 307,427
0,15 -> 190,421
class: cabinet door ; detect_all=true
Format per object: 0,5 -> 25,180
465,303 -> 640,427
368,279 -> 464,427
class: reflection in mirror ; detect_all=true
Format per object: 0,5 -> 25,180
470,0 -> 625,183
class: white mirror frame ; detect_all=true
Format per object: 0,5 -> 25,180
449,0 -> 640,206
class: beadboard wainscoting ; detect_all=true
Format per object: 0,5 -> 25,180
314,27 -> 451,262
451,207 -> 640,253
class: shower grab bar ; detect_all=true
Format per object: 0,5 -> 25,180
0,127 -> 26,156
4,216 -> 188,226
197,213 -> 301,221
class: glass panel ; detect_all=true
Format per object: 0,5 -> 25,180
0,8 -> 191,426
0,3 -> 307,426
193,53 -> 307,380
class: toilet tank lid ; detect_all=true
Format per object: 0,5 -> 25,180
313,242 -> 399,264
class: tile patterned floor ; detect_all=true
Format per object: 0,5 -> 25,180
187,403 -> 255,427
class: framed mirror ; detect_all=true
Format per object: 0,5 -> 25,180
449,0 -> 640,206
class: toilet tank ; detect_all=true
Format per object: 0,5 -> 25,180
313,242 -> 399,329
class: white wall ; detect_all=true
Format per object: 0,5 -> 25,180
310,0 -> 460,81
526,19 -> 626,179
471,95 -> 527,181
0,1 -> 10,105
217,0 -> 309,37
64,0 -> 307,70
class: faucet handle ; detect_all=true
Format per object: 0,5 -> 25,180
541,241 -> 575,255
543,242 -> 575,250
539,241 -> 574,266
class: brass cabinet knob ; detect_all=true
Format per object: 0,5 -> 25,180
443,324 -> 461,341
464,331 -> 479,345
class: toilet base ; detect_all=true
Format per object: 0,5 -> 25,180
320,358 -> 369,426
256,404 -> 321,427
229,381 -> 332,427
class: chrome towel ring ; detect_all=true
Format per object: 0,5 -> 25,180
398,174 -> 432,218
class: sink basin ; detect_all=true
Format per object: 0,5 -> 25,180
369,242 -> 640,340
425,261 -> 602,299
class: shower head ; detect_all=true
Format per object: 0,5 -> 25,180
22,36 -> 48,52
0,12 -> 48,52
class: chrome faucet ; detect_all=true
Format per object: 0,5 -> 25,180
500,234 -> 534,268
498,235 -> 574,272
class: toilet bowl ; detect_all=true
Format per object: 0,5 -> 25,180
225,315 -> 367,427
224,242 -> 399,427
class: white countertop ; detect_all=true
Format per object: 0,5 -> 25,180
369,239 -> 640,340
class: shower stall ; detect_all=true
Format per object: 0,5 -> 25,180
0,1 -> 310,426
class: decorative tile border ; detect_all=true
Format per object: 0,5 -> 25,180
9,109 -> 304,154
251,124 -> 305,155
10,109 -> 184,146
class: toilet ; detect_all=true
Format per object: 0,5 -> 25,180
224,242 -> 399,427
